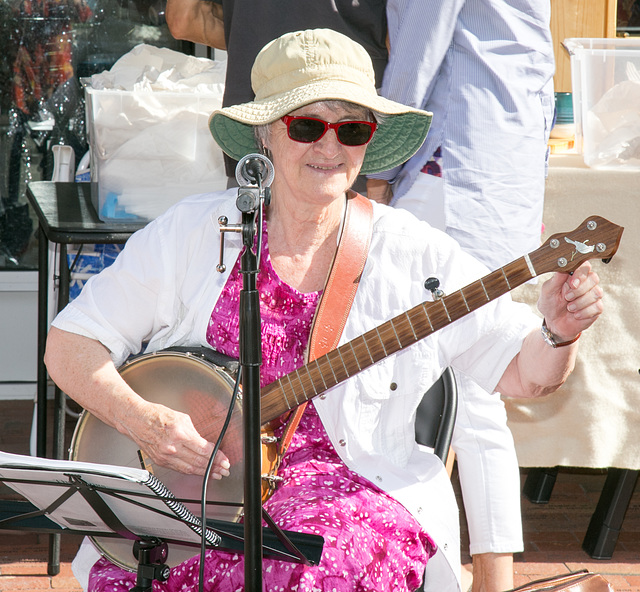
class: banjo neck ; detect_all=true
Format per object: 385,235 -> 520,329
260,215 -> 623,424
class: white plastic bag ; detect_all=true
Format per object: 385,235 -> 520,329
86,44 -> 228,222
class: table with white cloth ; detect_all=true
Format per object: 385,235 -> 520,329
505,154 -> 640,559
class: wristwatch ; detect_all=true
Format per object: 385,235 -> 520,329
540,319 -> 581,348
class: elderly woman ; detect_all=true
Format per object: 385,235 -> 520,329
45,29 -> 603,592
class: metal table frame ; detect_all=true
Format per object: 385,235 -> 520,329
25,180 -> 145,574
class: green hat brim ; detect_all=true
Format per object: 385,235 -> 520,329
210,110 -> 431,176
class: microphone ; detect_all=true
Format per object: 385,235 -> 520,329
235,153 -> 275,188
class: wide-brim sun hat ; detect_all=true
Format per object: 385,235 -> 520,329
209,28 -> 432,175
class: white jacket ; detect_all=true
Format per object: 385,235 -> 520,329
54,189 -> 540,591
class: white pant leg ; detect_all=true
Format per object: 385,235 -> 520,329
393,172 -> 523,555
451,372 -> 523,555
72,537 -> 101,591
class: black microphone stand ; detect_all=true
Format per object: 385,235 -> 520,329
236,176 -> 268,592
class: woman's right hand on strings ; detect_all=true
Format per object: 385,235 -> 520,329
119,400 -> 231,478
44,327 -> 230,478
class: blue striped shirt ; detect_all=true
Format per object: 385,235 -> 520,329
374,0 -> 556,267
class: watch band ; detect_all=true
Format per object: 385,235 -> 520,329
540,319 -> 581,348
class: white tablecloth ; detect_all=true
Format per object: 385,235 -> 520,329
505,154 -> 640,470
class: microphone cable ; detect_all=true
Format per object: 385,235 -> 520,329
198,366 -> 243,592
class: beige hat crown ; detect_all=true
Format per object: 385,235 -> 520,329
251,30 -> 374,101
209,29 -> 432,175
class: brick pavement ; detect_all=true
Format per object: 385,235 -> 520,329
1,400 -> 638,591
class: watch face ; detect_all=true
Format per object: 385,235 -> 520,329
541,324 -> 557,348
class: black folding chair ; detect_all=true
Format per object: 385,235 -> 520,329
414,367 -> 458,592
415,367 -> 458,468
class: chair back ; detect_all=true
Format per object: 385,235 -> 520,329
415,368 -> 458,592
415,367 -> 458,465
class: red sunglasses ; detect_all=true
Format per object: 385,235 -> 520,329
281,115 -> 377,146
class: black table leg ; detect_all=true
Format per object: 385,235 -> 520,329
36,228 -> 48,458
52,243 -> 69,462
582,468 -> 639,559
48,243 -> 71,576
47,534 -> 61,576
523,467 -> 559,504
36,228 -> 61,575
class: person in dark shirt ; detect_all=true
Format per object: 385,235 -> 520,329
166,0 -> 388,177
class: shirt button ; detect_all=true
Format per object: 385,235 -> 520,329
339,439 -> 346,447
390,382 -> 398,391
319,395 -> 326,400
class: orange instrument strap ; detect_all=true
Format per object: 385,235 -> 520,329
277,191 -> 374,457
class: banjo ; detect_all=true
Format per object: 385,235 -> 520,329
70,216 -> 623,570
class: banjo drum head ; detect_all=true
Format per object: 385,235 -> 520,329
69,351 -> 245,571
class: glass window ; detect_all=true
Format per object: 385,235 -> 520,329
0,0 -> 190,270
618,0 -> 640,35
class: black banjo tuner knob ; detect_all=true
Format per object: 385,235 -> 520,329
424,277 -> 445,300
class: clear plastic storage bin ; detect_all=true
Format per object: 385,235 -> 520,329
85,85 -> 227,223
563,37 -> 640,170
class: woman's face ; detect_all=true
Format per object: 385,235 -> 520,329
265,101 -> 371,206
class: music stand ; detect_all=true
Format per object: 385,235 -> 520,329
0,452 -> 323,591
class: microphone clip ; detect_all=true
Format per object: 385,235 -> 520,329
236,186 -> 262,213
235,153 -> 275,210
217,153 -> 275,272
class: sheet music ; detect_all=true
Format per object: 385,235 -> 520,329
0,450 -> 151,481
0,451 -> 219,545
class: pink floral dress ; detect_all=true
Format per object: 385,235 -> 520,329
88,221 -> 435,592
